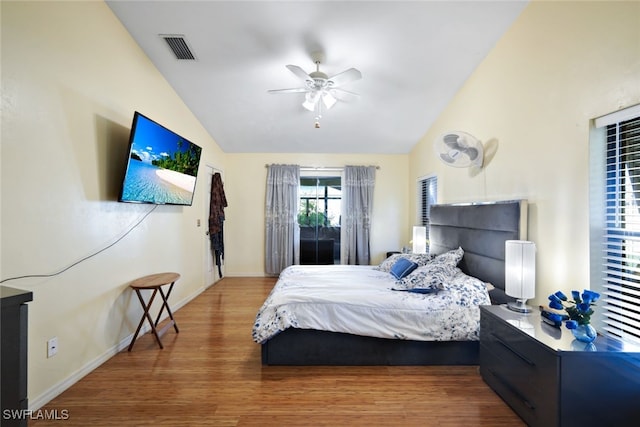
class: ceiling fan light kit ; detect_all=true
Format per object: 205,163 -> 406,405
269,54 -> 362,127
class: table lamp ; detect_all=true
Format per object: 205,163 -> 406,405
505,240 -> 536,313
412,226 -> 427,254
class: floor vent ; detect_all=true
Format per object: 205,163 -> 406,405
160,34 -> 196,60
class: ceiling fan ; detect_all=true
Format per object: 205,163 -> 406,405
268,53 -> 362,127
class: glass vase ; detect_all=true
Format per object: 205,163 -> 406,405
570,323 -> 597,343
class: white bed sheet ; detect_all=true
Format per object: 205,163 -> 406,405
252,264 -> 491,344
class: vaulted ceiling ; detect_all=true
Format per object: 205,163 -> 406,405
106,1 -> 528,154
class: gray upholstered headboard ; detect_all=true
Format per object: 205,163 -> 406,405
429,200 -> 528,304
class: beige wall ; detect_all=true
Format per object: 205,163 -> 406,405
409,1 -> 640,306
4,0 -> 639,413
1,2 -> 226,408
0,1 -> 409,409
223,153 -> 410,275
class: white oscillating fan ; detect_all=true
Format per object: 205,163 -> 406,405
434,131 -> 484,168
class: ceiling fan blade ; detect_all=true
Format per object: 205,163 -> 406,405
331,87 -> 360,101
327,68 -> 362,87
322,91 -> 337,109
268,87 -> 309,94
286,65 -> 313,83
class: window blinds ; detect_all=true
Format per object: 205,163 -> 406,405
418,175 -> 437,240
602,111 -> 640,343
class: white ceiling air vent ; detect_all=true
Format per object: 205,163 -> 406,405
160,34 -> 196,60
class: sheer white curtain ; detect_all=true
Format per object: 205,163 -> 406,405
342,165 -> 376,265
265,164 -> 300,275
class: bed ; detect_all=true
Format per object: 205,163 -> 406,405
254,199 -> 528,365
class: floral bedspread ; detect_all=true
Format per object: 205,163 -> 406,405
252,265 -> 490,344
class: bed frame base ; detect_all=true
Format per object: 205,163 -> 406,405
259,200 -> 526,366
261,328 -> 479,366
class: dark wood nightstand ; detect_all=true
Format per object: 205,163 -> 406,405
480,305 -> 640,427
1,286 -> 33,427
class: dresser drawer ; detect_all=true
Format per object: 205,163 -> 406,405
481,338 -> 555,392
481,343 -> 558,427
480,309 -> 559,427
481,312 -> 555,368
480,345 -> 539,426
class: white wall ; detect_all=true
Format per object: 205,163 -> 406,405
1,1 -> 226,408
409,1 -> 640,306
223,153 -> 410,275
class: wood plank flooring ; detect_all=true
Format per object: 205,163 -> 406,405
29,277 -> 523,426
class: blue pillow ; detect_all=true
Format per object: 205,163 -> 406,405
390,258 -> 419,279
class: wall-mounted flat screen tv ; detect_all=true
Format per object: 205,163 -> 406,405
119,112 -> 203,206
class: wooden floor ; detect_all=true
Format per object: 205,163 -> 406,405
30,277 -> 523,426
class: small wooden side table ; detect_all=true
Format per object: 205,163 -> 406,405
128,272 -> 180,351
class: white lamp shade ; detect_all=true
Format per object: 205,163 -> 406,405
412,226 -> 427,254
505,240 -> 536,300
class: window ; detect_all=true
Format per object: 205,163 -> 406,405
298,176 -> 341,264
593,105 -> 640,343
298,177 -> 341,228
417,175 -> 437,241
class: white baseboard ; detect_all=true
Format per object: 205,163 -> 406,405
222,272 -> 267,277
29,287 -> 206,411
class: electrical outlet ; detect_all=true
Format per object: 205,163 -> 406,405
47,337 -> 58,358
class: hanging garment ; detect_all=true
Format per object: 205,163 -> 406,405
209,172 -> 227,277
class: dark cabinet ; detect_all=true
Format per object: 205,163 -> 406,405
1,286 -> 33,427
480,305 -> 640,427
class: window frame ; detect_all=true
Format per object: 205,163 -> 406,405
591,104 -> 640,343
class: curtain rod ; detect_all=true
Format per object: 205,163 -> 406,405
265,164 -> 380,171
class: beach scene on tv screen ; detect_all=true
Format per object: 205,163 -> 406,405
121,118 -> 201,205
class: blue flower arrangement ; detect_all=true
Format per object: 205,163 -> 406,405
548,289 -> 600,329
